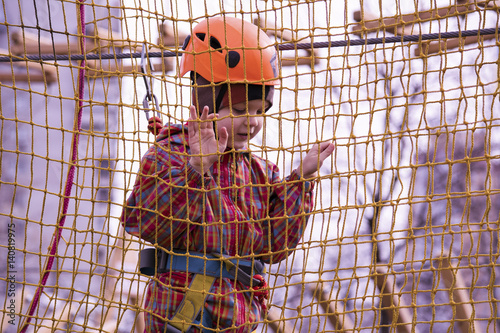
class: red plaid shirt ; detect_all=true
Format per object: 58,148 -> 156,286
122,124 -> 314,332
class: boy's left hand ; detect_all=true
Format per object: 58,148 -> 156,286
297,141 -> 335,179
188,105 -> 228,175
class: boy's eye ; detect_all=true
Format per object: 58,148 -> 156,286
230,108 -> 264,115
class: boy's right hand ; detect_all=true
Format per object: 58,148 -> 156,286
188,105 -> 228,175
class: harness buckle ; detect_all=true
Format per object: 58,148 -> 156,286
139,247 -> 168,276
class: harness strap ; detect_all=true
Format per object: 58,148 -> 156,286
168,273 -> 216,332
139,248 -> 268,332
140,249 -> 265,286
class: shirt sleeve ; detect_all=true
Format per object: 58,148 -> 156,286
120,145 -> 217,248
262,164 -> 315,263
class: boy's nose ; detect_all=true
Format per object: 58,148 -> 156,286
246,114 -> 259,127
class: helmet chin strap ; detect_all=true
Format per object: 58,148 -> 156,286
191,72 -> 228,114
214,84 -> 228,113
191,72 -> 274,114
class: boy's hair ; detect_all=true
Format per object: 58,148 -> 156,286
192,74 -> 274,114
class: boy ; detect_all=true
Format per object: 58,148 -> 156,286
121,16 -> 334,332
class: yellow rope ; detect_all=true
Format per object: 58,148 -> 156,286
0,1 -> 499,332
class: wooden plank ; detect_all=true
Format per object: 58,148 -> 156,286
0,71 -> 52,84
281,55 -> 318,67
85,55 -> 172,78
372,266 -> 417,333
254,17 -> 296,44
310,285 -> 354,332
10,30 -> 80,55
25,61 -> 57,83
433,256 -> 481,333
85,59 -> 138,78
254,17 -> 320,67
477,0 -> 500,8
415,33 -> 498,56
0,49 -> 57,83
85,25 -> 176,78
89,26 -> 127,50
352,4 -> 475,36
10,28 -> 126,56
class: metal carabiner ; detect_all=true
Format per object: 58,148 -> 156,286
140,43 -> 161,121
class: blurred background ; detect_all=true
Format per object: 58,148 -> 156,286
0,0 -> 499,332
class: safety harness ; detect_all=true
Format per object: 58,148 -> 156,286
139,248 -> 268,332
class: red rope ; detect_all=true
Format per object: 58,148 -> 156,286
19,1 -> 86,331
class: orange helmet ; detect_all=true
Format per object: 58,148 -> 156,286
180,16 -> 279,85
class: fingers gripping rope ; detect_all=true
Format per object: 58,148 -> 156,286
252,274 -> 269,311
147,115 -> 163,135
141,43 -> 163,135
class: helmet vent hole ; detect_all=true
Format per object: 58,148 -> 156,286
195,33 -> 206,41
181,35 -> 191,50
226,51 -> 240,68
209,36 -> 222,52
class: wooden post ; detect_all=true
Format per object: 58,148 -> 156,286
157,23 -> 188,73
309,284 -> 355,332
96,226 -> 146,333
372,266 -> 417,333
158,23 -> 188,49
265,307 -> 293,333
433,256 -> 481,333
37,302 -> 72,333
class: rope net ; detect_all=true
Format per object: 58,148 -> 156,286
1,0 -> 499,332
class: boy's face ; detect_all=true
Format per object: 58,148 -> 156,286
216,99 -> 268,150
